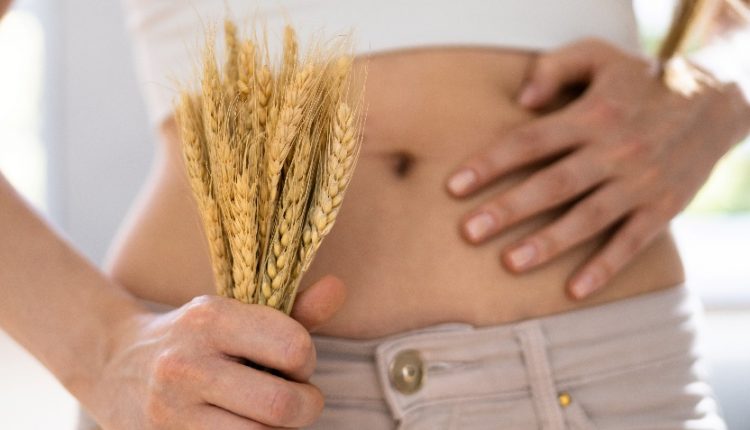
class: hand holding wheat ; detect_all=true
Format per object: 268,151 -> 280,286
175,21 -> 363,313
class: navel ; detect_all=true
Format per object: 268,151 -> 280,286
390,150 -> 416,178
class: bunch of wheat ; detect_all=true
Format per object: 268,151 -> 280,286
175,21 -> 363,313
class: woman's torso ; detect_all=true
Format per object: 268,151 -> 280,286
107,46 -> 685,339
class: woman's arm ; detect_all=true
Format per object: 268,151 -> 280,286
0,173 -> 144,396
0,167 -> 346,428
446,9 -> 750,299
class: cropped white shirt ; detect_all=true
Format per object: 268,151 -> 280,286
122,0 -> 641,124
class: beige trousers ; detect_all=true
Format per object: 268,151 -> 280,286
79,285 -> 725,429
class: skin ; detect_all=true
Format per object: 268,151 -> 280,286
449,38 -> 750,299
0,0 -> 748,428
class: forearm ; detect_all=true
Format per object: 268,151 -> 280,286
0,173 -> 145,402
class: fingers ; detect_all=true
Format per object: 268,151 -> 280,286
500,183 -> 629,272
460,150 -> 608,243
179,297 -> 317,381
201,359 -> 324,428
290,275 -> 347,332
191,405 -> 286,430
567,211 -> 664,299
518,39 -> 616,109
446,112 -> 582,197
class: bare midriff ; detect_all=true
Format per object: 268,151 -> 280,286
106,47 -> 685,339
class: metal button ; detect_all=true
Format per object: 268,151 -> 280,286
558,391 -> 572,408
389,349 -> 424,394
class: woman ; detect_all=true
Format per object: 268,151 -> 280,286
98,0 -> 748,427
0,0 -> 747,429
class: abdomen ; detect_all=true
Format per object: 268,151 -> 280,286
107,47 -> 685,338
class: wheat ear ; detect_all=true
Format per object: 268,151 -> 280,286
296,102 -> 359,270
258,66 -> 312,249
283,56 -> 359,312
202,49 -> 232,195
260,130 -> 318,308
176,93 -> 234,297
225,165 -> 259,302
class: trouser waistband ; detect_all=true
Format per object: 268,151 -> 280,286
310,285 -> 702,426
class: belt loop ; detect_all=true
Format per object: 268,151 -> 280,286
513,320 -> 566,430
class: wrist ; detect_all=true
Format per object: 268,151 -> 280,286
62,281 -> 150,406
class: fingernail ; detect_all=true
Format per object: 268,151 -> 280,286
507,243 -> 538,270
571,273 -> 599,299
464,212 -> 495,242
518,84 -> 539,107
447,168 -> 476,195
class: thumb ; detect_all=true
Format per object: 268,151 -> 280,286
519,39 -> 610,109
290,275 -> 347,332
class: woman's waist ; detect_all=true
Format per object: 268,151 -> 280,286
116,147 -> 686,339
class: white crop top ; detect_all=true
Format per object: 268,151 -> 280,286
123,0 -> 642,125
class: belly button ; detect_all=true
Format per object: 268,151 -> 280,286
390,150 -> 416,178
